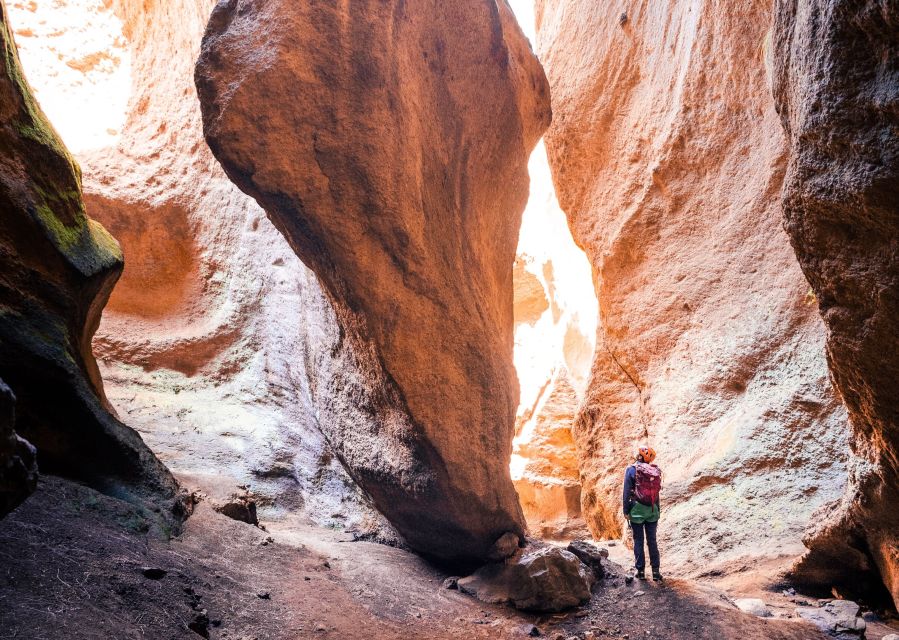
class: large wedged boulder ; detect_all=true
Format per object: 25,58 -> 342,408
771,0 -> 899,606
535,0 -> 849,577
196,0 -> 550,564
0,0 -> 183,518
0,378 -> 36,516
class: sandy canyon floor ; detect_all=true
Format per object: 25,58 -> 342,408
2,476 -> 897,640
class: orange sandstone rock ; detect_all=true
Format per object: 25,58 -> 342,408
536,0 -> 849,577
196,0 -> 550,564
513,374 -> 589,540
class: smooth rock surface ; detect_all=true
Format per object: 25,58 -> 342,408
771,0 -> 899,606
536,0 -> 849,578
196,0 -> 550,564
458,546 -> 593,612
0,0 -> 182,516
0,378 -> 36,516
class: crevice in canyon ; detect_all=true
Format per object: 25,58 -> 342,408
1,0 -> 898,637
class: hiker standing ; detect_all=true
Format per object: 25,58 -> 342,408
623,445 -> 663,581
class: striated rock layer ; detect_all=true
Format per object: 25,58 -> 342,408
772,0 -> 899,605
536,0 -> 849,577
0,0 -> 181,515
197,0 -> 550,564
8,0 -> 385,532
513,373 -> 589,540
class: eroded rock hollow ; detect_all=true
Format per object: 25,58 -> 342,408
772,0 -> 899,604
0,0 -> 181,516
535,0 -> 850,578
196,0 -> 550,564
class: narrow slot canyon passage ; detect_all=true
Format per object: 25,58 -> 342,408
0,1 -> 898,639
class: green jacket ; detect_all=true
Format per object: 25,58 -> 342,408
628,500 -> 660,524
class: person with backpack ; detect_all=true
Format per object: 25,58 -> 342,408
623,445 -> 662,581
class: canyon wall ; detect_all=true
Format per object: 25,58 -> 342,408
772,0 -> 899,604
535,0 -> 850,578
8,0 -> 387,532
196,0 -> 550,564
0,0 -> 181,515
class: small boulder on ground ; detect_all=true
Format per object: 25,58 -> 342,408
458,546 -> 593,612
566,540 -> 607,578
734,598 -> 771,618
796,600 -> 866,638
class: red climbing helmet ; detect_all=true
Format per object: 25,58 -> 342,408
636,446 -> 657,464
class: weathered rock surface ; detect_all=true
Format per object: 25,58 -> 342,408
7,0 -> 386,534
771,0 -> 899,606
0,378 -> 36,516
795,601 -> 866,639
535,0 -> 849,577
566,539 -> 608,578
0,0 -> 181,515
458,546 -> 594,612
734,598 -> 772,619
196,0 -> 550,564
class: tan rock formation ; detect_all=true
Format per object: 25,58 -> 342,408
513,374 -> 589,539
0,0 -> 181,515
8,0 -> 384,532
536,0 -> 849,577
196,0 -> 550,564
771,0 -> 899,605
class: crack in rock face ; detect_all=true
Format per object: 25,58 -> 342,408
772,0 -> 899,607
195,0 -> 550,566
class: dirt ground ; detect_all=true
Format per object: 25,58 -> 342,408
1,476 -> 896,640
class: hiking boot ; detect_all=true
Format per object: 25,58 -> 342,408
636,569 -> 646,580
652,569 -> 663,582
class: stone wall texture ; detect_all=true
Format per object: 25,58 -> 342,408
535,0 -> 850,578
0,0 -> 182,517
196,0 -> 550,565
772,0 -> 899,605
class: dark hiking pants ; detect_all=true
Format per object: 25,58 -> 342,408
630,520 -> 660,571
